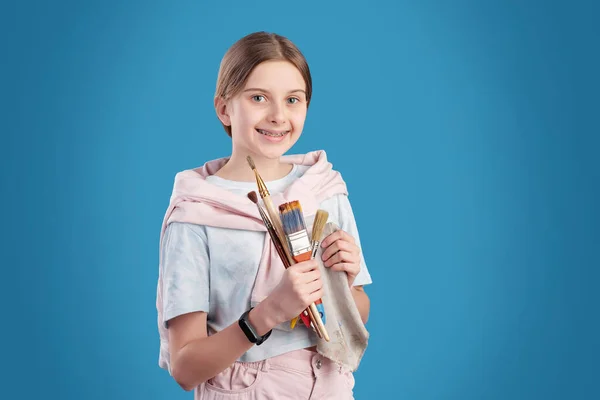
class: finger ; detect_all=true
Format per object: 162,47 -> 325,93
321,240 -> 356,262
298,268 -> 321,284
324,251 -> 357,267
320,231 -> 344,248
291,259 -> 319,273
304,278 -> 323,295
321,230 -> 355,248
338,230 -> 356,244
308,287 -> 324,303
320,242 -> 339,262
330,262 -> 359,275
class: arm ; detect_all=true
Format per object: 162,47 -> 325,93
168,258 -> 324,391
351,285 -> 370,324
168,299 -> 278,391
163,222 -> 273,390
163,223 -> 324,391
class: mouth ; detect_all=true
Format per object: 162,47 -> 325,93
256,128 -> 290,138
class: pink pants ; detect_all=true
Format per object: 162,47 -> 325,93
195,349 -> 355,399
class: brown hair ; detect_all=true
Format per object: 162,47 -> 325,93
215,31 -> 312,137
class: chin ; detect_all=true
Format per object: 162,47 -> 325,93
254,137 -> 297,159
256,147 -> 289,160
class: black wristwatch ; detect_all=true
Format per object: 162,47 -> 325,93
238,308 -> 272,346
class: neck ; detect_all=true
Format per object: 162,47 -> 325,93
215,148 -> 292,182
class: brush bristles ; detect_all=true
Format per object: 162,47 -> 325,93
246,156 -> 256,170
247,191 -> 258,204
311,210 -> 329,242
279,201 -> 307,235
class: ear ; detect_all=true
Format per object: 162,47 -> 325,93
214,96 -> 231,127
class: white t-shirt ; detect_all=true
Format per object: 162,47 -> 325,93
160,164 -> 372,362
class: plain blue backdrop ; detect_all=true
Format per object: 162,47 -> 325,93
2,0 -> 599,399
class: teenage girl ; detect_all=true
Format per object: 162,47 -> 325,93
157,31 -> 373,399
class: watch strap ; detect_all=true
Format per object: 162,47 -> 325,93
238,308 -> 272,346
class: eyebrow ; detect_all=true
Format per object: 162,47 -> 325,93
243,88 -> 306,95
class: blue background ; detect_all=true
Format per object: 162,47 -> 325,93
2,0 -> 599,398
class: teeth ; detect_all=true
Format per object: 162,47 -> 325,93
257,129 -> 287,137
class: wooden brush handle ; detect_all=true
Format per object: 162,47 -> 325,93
309,303 -> 329,341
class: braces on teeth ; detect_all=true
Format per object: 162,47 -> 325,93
258,129 -> 286,137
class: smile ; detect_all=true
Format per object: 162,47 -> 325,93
256,128 -> 289,137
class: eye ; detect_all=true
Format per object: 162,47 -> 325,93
252,95 -> 266,102
287,97 -> 300,104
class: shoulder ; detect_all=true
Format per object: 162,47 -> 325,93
286,149 -> 344,175
164,221 -> 208,244
316,193 -> 350,222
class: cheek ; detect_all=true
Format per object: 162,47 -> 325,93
290,109 -> 307,129
235,107 -> 263,130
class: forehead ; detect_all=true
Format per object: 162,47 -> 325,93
244,60 -> 305,90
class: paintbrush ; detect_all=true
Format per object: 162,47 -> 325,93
310,210 -> 329,259
290,209 -> 329,330
247,191 -> 291,269
246,156 -> 294,266
248,191 -> 323,337
280,202 -> 330,341
245,156 -> 326,339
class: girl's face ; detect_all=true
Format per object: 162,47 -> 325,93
220,60 -> 308,160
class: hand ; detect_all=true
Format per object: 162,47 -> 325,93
265,259 -> 323,325
320,229 -> 361,289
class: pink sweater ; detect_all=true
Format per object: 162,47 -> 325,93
156,150 -> 368,373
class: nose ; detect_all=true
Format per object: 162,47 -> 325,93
268,102 -> 286,125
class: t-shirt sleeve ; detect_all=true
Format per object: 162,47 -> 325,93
337,194 -> 373,287
161,221 -> 210,327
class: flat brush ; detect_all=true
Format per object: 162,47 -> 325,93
290,209 -> 329,329
246,156 -> 294,266
279,201 -> 313,261
280,202 -> 330,341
